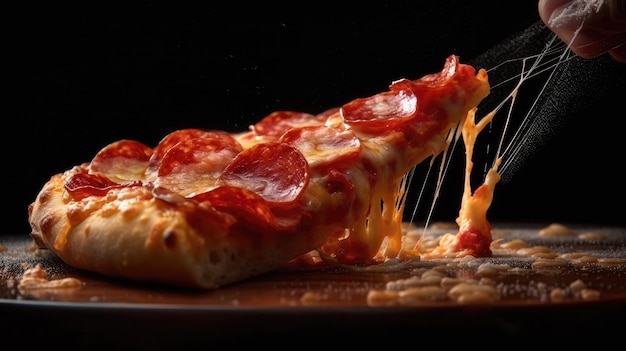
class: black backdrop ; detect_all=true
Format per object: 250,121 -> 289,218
9,1 -> 626,235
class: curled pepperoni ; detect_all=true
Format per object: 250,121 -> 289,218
89,139 -> 153,181
64,173 -> 137,200
400,54 -> 459,88
149,128 -> 242,173
218,142 -> 309,205
389,55 -> 475,112
279,126 -> 361,169
340,88 -> 418,131
252,111 -> 323,138
341,56 -> 469,132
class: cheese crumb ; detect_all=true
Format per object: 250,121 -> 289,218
17,263 -> 83,291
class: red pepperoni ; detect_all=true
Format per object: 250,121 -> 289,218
341,56 -> 466,132
279,126 -> 361,169
89,139 -> 153,175
402,54 -> 458,88
192,186 -> 284,230
64,173 -> 138,200
456,225 -> 492,257
149,128 -> 242,173
340,88 -> 418,131
218,142 -> 309,205
389,55 -> 467,111
252,111 -> 322,138
157,137 -> 242,177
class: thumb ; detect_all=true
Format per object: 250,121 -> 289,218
538,0 -> 626,61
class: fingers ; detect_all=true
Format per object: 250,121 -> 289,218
538,0 -> 626,62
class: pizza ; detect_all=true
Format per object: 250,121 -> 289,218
28,55 -> 492,289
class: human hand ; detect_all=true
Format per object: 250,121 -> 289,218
538,0 -> 626,62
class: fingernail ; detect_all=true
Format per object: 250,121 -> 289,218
548,0 -> 603,28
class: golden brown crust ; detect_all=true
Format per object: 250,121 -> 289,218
28,168 -> 330,289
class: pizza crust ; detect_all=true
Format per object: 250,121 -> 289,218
28,168 -> 331,289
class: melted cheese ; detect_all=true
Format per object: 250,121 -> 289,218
420,108 -> 501,259
311,66 -> 493,264
456,108 -> 500,234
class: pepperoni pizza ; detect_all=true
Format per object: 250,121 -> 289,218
28,55 -> 492,289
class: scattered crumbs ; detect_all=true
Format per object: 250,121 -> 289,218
577,232 -> 607,240
17,263 -> 83,291
531,258 -> 569,271
531,252 -> 559,259
579,289 -> 601,301
448,283 -> 499,304
497,239 -> 529,250
596,258 -> 626,267
569,279 -> 587,292
367,290 -> 400,305
539,223 -> 575,237
550,288 -> 566,302
300,291 -> 331,304
517,245 -> 551,256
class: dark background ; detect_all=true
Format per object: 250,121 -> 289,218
9,1 -> 626,236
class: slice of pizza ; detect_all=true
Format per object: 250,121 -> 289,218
28,55 -> 491,289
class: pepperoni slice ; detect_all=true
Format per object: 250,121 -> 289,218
341,56 -> 465,132
340,88 -> 418,131
148,128 -> 242,174
153,136 -> 243,198
157,137 -> 241,177
89,139 -> 153,182
218,142 -> 309,205
403,54 -> 458,88
252,111 -> 323,138
64,173 -> 128,200
389,55 -> 466,111
192,186 -> 284,230
279,126 -> 361,169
